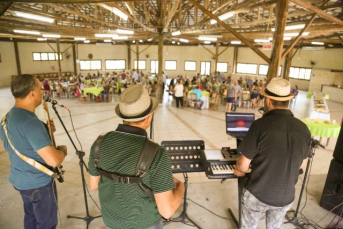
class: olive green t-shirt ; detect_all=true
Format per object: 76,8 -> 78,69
88,125 -> 175,229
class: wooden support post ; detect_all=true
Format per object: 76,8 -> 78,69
72,44 -> 77,76
157,33 -> 164,103
266,0 -> 287,83
14,40 -> 21,75
282,48 -> 293,80
136,41 -> 139,73
232,46 -> 238,74
56,39 -> 62,78
215,43 -> 219,73
128,43 -> 131,69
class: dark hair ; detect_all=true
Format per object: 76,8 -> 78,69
11,74 -> 37,99
270,99 -> 289,108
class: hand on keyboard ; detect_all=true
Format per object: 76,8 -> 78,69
234,169 -> 245,177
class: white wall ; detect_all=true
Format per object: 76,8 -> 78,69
0,42 -> 17,87
1,40 -> 343,92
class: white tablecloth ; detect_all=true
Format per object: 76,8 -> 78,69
308,96 -> 330,121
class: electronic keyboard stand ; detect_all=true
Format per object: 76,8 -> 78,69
163,173 -> 201,228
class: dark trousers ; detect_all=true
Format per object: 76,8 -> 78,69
102,91 -> 109,101
15,180 -> 58,229
175,96 -> 183,107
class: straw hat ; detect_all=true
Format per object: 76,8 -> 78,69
260,78 -> 294,101
115,84 -> 158,122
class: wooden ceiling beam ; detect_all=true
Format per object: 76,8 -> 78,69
0,2 -> 13,17
8,0 -> 145,2
190,0 -> 270,64
162,0 -> 180,31
289,0 -> 343,26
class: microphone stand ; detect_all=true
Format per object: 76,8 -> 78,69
286,138 -> 324,227
51,104 -> 101,229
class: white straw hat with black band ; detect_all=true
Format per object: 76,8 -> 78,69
115,84 -> 159,122
260,78 -> 294,101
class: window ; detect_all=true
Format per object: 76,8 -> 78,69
134,60 -> 146,70
217,62 -> 228,73
185,61 -> 196,71
105,60 -> 126,70
201,61 -> 211,75
151,60 -> 158,74
258,64 -> 282,77
237,63 -> 258,74
33,52 -> 62,61
165,60 -> 177,70
80,60 -> 101,70
289,67 -> 311,80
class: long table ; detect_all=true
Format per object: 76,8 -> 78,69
302,119 -> 341,146
83,87 -> 104,96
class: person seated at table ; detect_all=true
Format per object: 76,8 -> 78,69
101,82 -> 110,102
250,81 -> 259,108
191,86 -> 204,110
291,85 -> 299,98
42,79 -> 51,96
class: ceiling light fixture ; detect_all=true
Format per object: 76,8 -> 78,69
199,35 -> 223,38
210,12 -> 234,24
231,41 -> 241,44
84,40 -> 90,43
284,32 -> 309,37
112,36 -> 128,40
172,31 -> 181,36
139,40 -> 143,43
311,42 -> 324,45
271,24 -> 305,31
116,29 -> 134,35
42,34 -> 61,38
179,38 -> 189,43
37,38 -> 47,41
104,39 -> 112,42
254,39 -> 270,43
198,37 -> 217,41
14,29 -> 40,35
268,37 -> 292,41
172,41 -> 176,44
74,37 -> 86,41
147,38 -> 153,42
98,3 -> 128,20
177,42 -> 180,45
95,34 -> 118,38
15,12 -> 54,23
204,41 -> 211,44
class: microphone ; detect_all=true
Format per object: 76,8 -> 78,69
43,95 -> 64,107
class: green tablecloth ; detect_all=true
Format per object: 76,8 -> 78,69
307,92 -> 313,99
83,79 -> 91,84
201,90 -> 210,97
302,119 -> 341,138
84,87 -> 104,96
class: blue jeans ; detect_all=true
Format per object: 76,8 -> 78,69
102,91 -> 109,101
15,180 -> 58,229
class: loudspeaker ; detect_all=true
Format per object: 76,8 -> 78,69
320,159 -> 343,215
333,123 -> 343,163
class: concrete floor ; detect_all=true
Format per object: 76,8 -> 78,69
0,85 -> 342,229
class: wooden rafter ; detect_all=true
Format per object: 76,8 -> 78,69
162,0 -> 180,31
289,0 -> 343,26
189,0 -> 270,64
0,2 -> 12,17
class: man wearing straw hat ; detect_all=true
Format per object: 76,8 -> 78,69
234,78 -> 311,229
88,85 -> 185,229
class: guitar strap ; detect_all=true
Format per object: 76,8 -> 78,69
1,115 -> 58,178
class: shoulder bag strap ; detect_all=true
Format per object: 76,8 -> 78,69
136,138 -> 159,177
1,115 -> 58,178
93,131 -> 113,168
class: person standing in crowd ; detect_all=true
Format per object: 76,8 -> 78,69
174,79 -> 184,108
0,74 -> 67,229
250,82 -> 259,108
101,81 -> 110,102
225,81 -> 236,113
233,80 -> 241,110
234,78 -> 311,229
88,85 -> 185,229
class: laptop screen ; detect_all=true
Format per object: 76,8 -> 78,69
226,113 -> 255,139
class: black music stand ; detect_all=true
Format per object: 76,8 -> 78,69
161,140 -> 205,229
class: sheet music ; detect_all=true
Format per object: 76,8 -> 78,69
204,150 -> 223,160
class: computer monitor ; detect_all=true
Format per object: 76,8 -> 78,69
226,113 -> 255,139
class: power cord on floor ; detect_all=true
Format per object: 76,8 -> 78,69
186,198 -> 232,221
